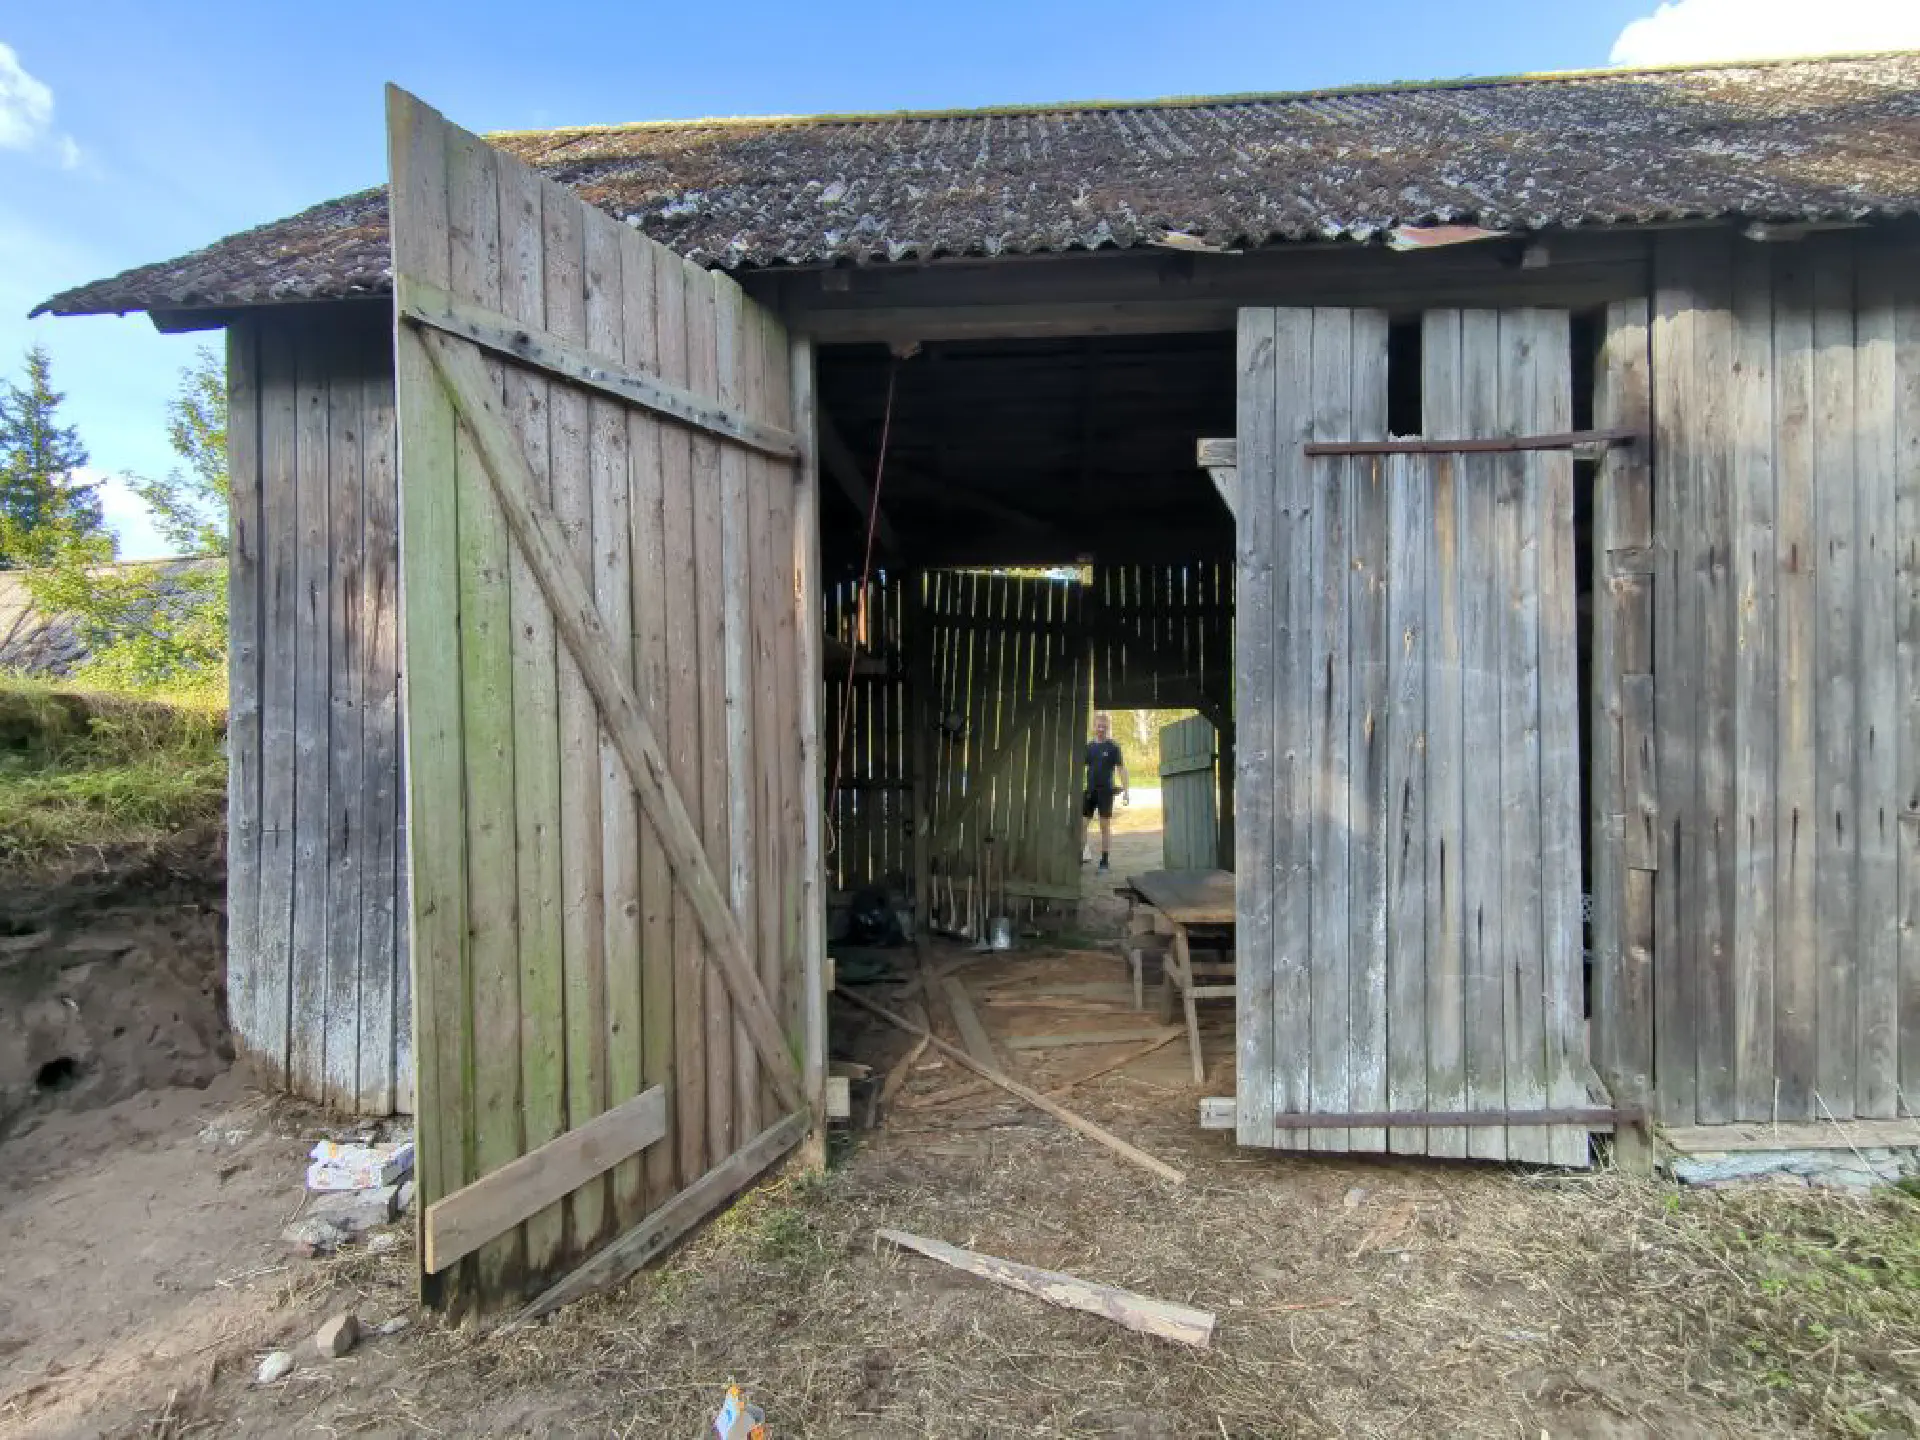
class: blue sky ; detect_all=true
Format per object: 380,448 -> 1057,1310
4,0 -> 1917,557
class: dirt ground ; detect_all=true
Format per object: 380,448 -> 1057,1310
3,801 -> 1917,1438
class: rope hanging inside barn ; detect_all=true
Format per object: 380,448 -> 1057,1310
824,350 -> 905,859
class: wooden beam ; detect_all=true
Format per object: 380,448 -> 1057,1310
877,1229 -> 1215,1349
424,1085 -> 666,1274
817,406 -> 900,554
1003,1027 -> 1182,1051
411,320 -> 804,1112
836,987 -> 1186,1184
941,975 -> 1004,1070
399,274 -> 800,459
510,1111 -> 807,1323
792,334 -> 830,1169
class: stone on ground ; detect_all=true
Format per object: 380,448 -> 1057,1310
255,1351 -> 295,1385
315,1310 -> 361,1359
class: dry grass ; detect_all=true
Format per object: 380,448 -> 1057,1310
339,1090 -> 1918,1438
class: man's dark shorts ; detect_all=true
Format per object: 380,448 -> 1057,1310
1082,786 -> 1115,820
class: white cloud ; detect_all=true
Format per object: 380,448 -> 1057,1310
84,468 -> 171,561
0,41 -> 79,165
0,42 -> 54,151
1611,0 -> 1920,66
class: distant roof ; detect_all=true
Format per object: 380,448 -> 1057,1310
35,51 -> 1920,319
0,558 -> 222,678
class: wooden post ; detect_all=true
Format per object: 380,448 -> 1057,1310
1594,296 -> 1657,1173
792,334 -> 829,1171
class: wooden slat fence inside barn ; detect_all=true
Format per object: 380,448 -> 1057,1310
1235,305 -> 1591,1164
386,88 -> 820,1316
1159,714 -> 1219,870
822,574 -> 909,896
1091,561 -> 1233,724
923,569 -> 1091,911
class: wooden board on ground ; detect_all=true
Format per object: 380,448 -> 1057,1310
1127,869 -> 1235,925
1661,1119 -> 1920,1153
877,1229 -> 1216,1348
1004,1027 -> 1183,1051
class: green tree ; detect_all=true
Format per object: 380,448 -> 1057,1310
0,346 -> 105,568
22,350 -> 228,694
129,347 -> 227,557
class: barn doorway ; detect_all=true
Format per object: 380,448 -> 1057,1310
814,331 -> 1242,1115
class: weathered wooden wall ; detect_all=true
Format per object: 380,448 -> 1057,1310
1639,230 -> 1920,1127
226,305 -> 410,1116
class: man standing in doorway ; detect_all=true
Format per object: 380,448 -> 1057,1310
1081,711 -> 1129,874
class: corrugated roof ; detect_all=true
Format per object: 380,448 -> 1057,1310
34,52 -> 1920,318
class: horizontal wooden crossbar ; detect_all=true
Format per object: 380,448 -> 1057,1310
424,1084 -> 667,1274
398,273 -> 801,459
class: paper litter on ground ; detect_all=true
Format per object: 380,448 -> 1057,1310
306,1139 -> 414,1192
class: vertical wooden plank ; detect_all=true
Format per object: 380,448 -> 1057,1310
1592,298 -> 1656,1122
1693,238 -> 1739,1128
1653,241 -> 1701,1127
686,269 -> 736,1162
223,321 -> 264,1084
539,184 -> 607,1250
387,92 -> 468,1297
1731,241 -> 1779,1123
324,333 -> 366,1111
1773,250 -> 1819,1121
1530,311 -> 1588,1168
1814,246 -> 1860,1119
456,127 -> 528,1294
1384,450 -> 1429,1155
760,318 -> 802,1072
289,317 -> 334,1101
358,349 -> 402,1115
1854,244 -> 1901,1119
653,253 -> 707,1186
1272,309 -> 1316,1149
585,208 -> 641,1224
793,334 -> 829,1162
620,225 -> 676,1213
1421,309 -> 1469,1159
1493,312 -> 1546,1163
1458,310 -> 1508,1162
1307,308 -> 1354,1153
715,274 -> 760,1141
1348,313 -> 1390,1153
1234,309 -> 1277,1148
748,303 -> 786,1122
1888,250 -> 1920,1116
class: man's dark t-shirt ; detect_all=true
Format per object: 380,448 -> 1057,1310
1085,739 -> 1124,795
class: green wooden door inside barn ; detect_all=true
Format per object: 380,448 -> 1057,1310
1234,306 -> 1593,1166
1159,715 -> 1219,870
387,87 -> 824,1316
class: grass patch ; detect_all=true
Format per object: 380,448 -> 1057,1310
1659,1183 -> 1920,1433
0,678 -> 227,867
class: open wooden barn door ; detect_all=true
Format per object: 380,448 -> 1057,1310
1234,306 -> 1594,1166
387,88 -> 822,1315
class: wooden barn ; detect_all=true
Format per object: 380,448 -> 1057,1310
35,53 -> 1920,1311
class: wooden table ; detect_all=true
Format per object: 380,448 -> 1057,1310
1125,869 -> 1235,1084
